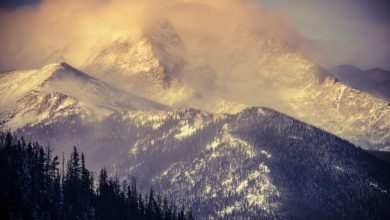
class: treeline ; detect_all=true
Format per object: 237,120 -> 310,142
0,132 -> 194,220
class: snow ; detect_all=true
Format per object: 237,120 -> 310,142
222,176 -> 233,186
76,18 -> 390,151
257,108 -> 266,116
334,165 -> 344,172
174,124 -> 197,140
0,20 -> 389,219
174,113 -> 207,140
206,139 -> 221,150
244,164 -> 278,211
367,180 -> 388,194
204,185 -> 211,194
0,63 -> 168,130
3,95 -> 386,218
236,179 -> 248,193
260,150 -> 272,158
218,202 -> 241,217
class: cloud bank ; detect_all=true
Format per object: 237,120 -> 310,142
0,0 -> 314,71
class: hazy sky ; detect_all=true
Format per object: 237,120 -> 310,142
260,0 -> 390,70
0,0 -> 389,70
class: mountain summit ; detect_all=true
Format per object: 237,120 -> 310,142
0,62 -> 168,129
84,21 -> 191,106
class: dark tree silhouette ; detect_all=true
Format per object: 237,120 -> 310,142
0,132 -> 193,220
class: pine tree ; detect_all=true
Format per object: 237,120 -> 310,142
0,133 -> 193,220
63,147 -> 82,219
178,207 -> 186,220
187,210 -> 195,220
80,153 -> 93,219
162,198 -> 172,220
96,168 -> 109,220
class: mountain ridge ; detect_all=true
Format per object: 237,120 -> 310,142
332,65 -> 390,101
0,62 -> 169,130
12,106 -> 390,219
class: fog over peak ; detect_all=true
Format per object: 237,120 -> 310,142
0,0 -> 317,71
1,0 -> 389,72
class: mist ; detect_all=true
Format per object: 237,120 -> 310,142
260,0 -> 390,70
0,0 -> 316,71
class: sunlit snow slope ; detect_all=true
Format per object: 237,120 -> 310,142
0,62 -> 168,129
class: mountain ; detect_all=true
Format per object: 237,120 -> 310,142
81,21 -> 390,151
332,65 -> 390,101
84,21 -> 193,106
0,62 -> 168,130
1,61 -> 389,218
14,107 -> 390,219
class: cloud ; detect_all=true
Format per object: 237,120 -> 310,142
259,0 -> 390,69
0,0 -> 312,71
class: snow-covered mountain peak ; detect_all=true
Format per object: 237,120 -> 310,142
144,21 -> 186,76
41,62 -> 66,71
143,20 -> 183,50
85,20 -> 185,80
39,62 -> 97,83
0,63 -> 169,129
83,22 -> 191,106
229,29 -> 329,88
0,62 -> 63,106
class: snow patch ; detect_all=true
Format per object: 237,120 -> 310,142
367,180 -> 388,194
174,124 -> 197,140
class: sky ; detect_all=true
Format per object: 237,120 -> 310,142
0,0 -> 40,8
259,0 -> 390,70
0,0 -> 389,70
